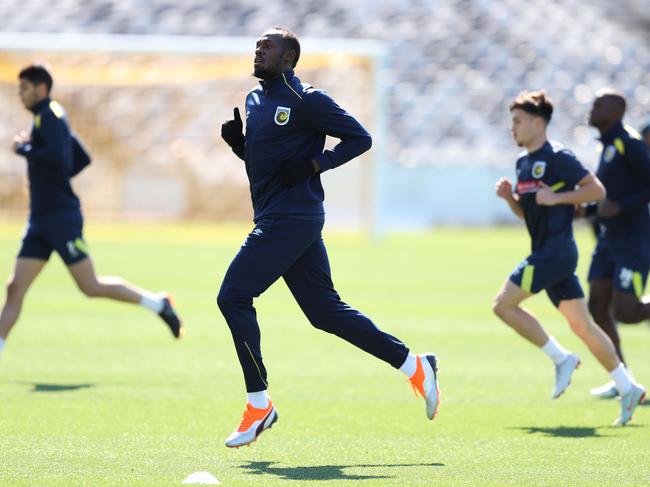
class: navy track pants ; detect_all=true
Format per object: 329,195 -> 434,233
217,217 -> 410,392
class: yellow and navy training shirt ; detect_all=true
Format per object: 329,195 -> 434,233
14,97 -> 91,215
594,121 -> 650,241
515,141 -> 588,251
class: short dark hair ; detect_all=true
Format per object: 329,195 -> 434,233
272,26 -> 301,68
598,90 -> 626,116
19,64 -> 53,93
509,90 -> 553,123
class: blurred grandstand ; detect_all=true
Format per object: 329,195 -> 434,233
0,0 -> 648,228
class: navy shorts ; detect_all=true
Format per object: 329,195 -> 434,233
588,238 -> 650,297
509,245 -> 584,307
18,209 -> 89,265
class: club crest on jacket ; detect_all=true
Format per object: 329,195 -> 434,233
531,161 -> 546,179
274,106 -> 291,126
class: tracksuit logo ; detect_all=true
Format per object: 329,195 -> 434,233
531,161 -> 547,179
243,228 -> 264,247
66,238 -> 88,258
274,106 -> 291,126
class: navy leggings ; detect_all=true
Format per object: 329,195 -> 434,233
217,217 -> 410,392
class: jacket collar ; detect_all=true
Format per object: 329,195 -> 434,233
527,140 -> 551,158
260,69 -> 295,94
599,120 -> 624,143
30,97 -> 51,114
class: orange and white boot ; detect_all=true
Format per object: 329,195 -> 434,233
409,354 -> 440,420
224,401 -> 278,448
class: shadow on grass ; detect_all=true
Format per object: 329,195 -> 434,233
27,382 -> 95,393
514,426 -> 610,438
240,461 -> 444,481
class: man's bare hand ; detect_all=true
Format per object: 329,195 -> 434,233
496,177 -> 513,199
12,131 -> 30,153
535,182 -> 558,206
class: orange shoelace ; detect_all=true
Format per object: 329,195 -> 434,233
237,403 -> 271,432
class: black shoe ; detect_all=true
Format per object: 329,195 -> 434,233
159,295 -> 184,338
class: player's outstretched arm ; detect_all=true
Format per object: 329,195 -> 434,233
278,91 -> 372,187
303,90 -> 372,173
495,177 -> 524,219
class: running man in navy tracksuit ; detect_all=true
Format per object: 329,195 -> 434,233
219,27 -> 439,448
0,65 -> 183,357
492,91 -> 644,426
584,91 -> 650,398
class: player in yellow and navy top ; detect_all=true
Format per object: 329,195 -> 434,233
514,142 -> 589,255
0,65 -> 183,357
493,90 -> 645,425
584,91 -> 650,399
219,27 -> 439,448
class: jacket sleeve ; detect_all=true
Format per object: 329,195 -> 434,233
617,139 -> 650,214
70,133 -> 92,177
18,110 -> 69,168
303,90 -> 372,173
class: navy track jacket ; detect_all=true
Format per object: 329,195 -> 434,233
14,97 -> 91,215
235,69 -> 372,222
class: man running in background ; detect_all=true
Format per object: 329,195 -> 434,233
493,90 -> 645,425
584,91 -> 650,398
0,64 -> 183,357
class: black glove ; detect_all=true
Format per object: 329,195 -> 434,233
14,142 -> 31,156
221,107 -> 245,156
281,159 -> 318,187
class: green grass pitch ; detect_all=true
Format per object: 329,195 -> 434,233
0,220 -> 648,486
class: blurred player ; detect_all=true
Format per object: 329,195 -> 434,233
583,91 -> 650,398
219,27 -> 439,448
0,64 -> 183,356
492,90 -> 645,425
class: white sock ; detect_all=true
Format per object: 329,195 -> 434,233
541,336 -> 570,365
0,337 -> 4,354
399,353 -> 418,378
140,293 -> 165,314
247,390 -> 269,409
609,363 -> 633,395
